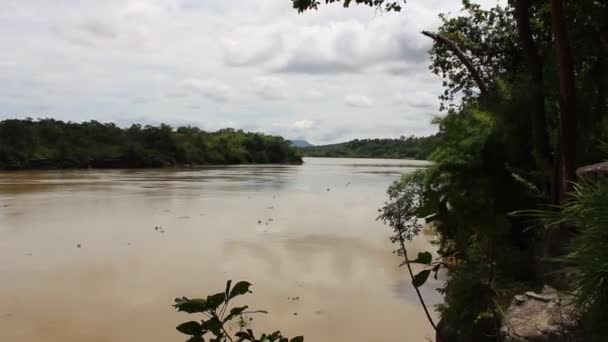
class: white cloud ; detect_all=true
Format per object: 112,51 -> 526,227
344,95 -> 373,108
179,79 -> 233,102
0,0 -> 505,144
293,120 -> 314,129
253,76 -> 286,101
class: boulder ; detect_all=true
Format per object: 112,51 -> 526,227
501,286 -> 582,342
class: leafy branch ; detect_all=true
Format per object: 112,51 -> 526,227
174,280 -> 304,342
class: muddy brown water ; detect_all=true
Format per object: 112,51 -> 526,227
0,157 -> 440,342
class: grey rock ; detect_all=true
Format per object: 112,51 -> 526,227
501,286 -> 582,342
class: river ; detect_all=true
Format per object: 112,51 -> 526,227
0,157 -> 439,342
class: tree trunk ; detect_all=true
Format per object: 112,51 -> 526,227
550,0 -> 577,202
513,0 -> 551,192
421,30 -> 489,97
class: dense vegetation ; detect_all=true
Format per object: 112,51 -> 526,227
300,135 -> 438,160
0,119 -> 302,169
294,0 -> 607,340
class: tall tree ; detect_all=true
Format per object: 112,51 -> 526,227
550,0 -> 577,201
512,0 -> 551,194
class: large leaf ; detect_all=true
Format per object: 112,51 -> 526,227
206,292 -> 227,311
201,317 -> 222,337
411,252 -> 433,265
175,298 -> 211,313
229,281 -> 252,299
176,321 -> 203,336
412,269 -> 431,288
290,337 -> 304,342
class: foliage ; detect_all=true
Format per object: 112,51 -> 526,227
0,119 -> 302,169
291,0 -> 406,13
525,178 -> 608,340
174,280 -> 303,342
300,135 -> 438,160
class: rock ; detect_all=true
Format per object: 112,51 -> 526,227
576,162 -> 608,178
501,286 -> 582,342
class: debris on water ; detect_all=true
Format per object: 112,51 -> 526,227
293,312 -> 298,316
346,182 -> 351,187
314,310 -> 323,315
257,220 -> 262,224
268,218 -> 274,222
76,243 -> 82,248
267,206 -> 274,209
155,226 -> 159,231
2,204 -> 8,207
326,188 -> 330,191
177,216 -> 190,220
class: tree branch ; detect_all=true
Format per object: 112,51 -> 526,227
421,30 -> 489,97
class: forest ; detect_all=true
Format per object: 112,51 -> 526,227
300,135 -> 438,160
291,0 -> 608,341
0,119 -> 302,169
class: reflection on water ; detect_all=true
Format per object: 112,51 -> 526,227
0,157 -> 438,342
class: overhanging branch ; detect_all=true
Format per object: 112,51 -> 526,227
421,30 -> 489,97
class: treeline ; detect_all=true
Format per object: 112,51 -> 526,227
0,119 -> 302,169
300,135 -> 439,160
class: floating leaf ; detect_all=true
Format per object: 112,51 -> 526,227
290,337 -> 304,342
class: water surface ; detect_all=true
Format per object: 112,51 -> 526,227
0,157 -> 439,342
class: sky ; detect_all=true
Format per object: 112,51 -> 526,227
1,0 -> 501,144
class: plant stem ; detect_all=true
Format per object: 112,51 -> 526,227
398,233 -> 437,331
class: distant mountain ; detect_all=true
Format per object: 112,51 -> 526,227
289,139 -> 315,148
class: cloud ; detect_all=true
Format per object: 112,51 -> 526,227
293,120 -> 314,129
253,76 -> 286,101
178,79 -> 233,102
221,14 -> 432,75
344,95 -> 373,108
0,0 -> 505,144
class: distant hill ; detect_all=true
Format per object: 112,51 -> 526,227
299,135 -> 438,160
289,139 -> 315,148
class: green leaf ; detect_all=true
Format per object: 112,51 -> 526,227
229,281 -> 252,299
187,336 -> 205,342
235,331 -> 252,341
176,321 -> 203,336
205,292 -> 227,311
223,305 -> 249,323
412,252 -> 433,265
290,337 -> 304,342
412,269 -> 431,288
201,317 -> 222,337
174,298 -> 211,313
225,280 -> 232,298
